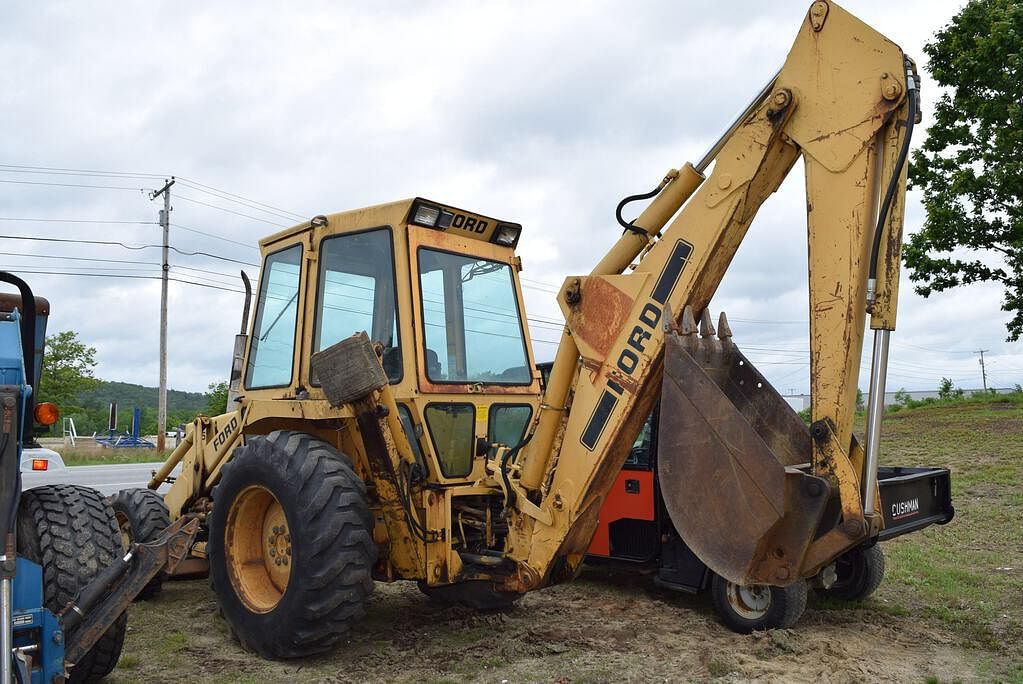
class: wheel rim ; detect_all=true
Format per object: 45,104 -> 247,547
726,582 -> 772,619
115,512 -> 131,552
225,484 -> 292,614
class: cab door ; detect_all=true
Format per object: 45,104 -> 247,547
587,409 -> 659,561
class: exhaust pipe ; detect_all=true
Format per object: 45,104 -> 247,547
227,271 -> 252,407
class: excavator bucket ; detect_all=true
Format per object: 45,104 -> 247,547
657,308 -> 832,586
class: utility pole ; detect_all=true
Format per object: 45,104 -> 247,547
976,349 -> 989,392
152,177 -> 175,452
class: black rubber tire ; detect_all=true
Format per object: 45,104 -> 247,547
710,574 -> 808,634
817,544 -> 885,602
417,580 -> 522,611
18,485 -> 127,683
108,488 -> 171,600
208,431 -> 376,659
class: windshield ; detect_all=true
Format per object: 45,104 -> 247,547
418,248 -> 530,384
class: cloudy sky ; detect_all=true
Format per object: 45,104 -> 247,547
3,0 -> 1019,397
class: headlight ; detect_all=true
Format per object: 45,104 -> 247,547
412,202 -> 441,227
411,201 -> 455,229
492,223 -> 522,248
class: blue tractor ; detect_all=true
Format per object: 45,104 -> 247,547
0,272 -> 198,682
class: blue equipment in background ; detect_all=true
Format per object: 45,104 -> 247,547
96,404 -> 155,449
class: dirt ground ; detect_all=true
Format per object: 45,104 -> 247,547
109,563 -> 982,684
104,398 -> 1021,683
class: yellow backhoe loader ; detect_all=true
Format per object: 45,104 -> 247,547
110,1 -> 953,656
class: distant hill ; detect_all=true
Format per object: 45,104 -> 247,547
64,380 -> 209,435
77,380 -> 206,414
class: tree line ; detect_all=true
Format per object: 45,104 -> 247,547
38,330 -> 228,436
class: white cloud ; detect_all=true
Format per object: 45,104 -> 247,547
4,0 -> 1016,396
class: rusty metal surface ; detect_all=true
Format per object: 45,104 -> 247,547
657,325 -> 830,585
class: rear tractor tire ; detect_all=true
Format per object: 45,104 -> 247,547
18,485 -> 127,683
710,574 -> 807,634
109,487 -> 171,600
208,430 -> 377,659
816,544 -> 885,602
418,580 -> 522,611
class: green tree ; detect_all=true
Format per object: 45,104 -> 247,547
937,377 -> 964,400
905,0 -> 1023,339
204,381 -> 228,416
38,330 -> 100,414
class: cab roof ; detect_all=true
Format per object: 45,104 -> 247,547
259,197 -> 521,251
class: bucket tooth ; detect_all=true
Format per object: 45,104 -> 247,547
680,305 -> 698,336
699,309 -> 716,338
717,312 -> 733,340
663,302 -> 679,334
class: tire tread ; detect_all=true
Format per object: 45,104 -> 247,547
209,430 -> 376,658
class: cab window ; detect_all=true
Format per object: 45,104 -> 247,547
245,244 -> 302,389
625,413 -> 654,470
417,248 -> 530,384
314,228 -> 402,383
489,405 -> 532,447
424,404 -> 475,478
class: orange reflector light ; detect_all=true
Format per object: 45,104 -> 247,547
34,402 -> 59,426
31,459 -> 48,471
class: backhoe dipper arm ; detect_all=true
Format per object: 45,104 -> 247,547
502,1 -> 914,590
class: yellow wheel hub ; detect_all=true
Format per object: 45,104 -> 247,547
225,485 -> 292,613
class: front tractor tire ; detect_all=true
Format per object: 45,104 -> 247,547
208,431 -> 376,659
816,544 -> 886,602
710,574 -> 808,634
18,485 -> 127,683
109,488 -> 171,600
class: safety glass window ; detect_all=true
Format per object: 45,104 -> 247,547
424,404 -> 475,478
245,244 -> 302,389
315,228 -> 402,383
397,404 -> 426,473
418,249 -> 530,384
488,405 -> 532,447
625,414 -> 654,470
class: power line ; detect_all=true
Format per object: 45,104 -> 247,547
1,268 -> 246,294
0,251 -> 157,266
0,263 -> 156,273
0,217 -> 155,225
0,163 -> 166,180
0,178 -> 148,192
174,194 -> 290,228
1,164 -> 303,224
0,234 -> 258,267
175,177 -> 305,222
171,223 -> 261,251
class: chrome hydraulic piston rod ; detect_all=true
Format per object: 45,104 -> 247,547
862,329 -> 891,516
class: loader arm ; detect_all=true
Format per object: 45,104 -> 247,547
501,0 -> 915,590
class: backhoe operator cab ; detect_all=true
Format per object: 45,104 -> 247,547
238,198 -> 539,484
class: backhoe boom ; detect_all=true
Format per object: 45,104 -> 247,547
504,0 -> 915,589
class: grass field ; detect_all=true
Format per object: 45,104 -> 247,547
871,397 -> 1023,680
56,446 -> 167,467
100,397 -> 1021,682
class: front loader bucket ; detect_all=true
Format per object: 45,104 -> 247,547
657,309 -> 831,586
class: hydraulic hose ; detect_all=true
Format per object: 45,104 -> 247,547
615,183 -> 666,235
868,59 -> 918,304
